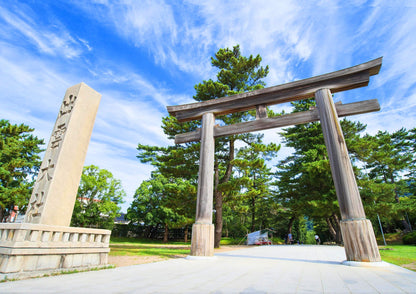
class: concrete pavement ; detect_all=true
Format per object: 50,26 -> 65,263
0,245 -> 415,293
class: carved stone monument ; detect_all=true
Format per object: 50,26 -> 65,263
0,83 -> 110,278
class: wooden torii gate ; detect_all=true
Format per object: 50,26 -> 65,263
167,57 -> 383,262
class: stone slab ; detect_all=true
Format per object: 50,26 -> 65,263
0,223 -> 110,275
1,245 -> 415,293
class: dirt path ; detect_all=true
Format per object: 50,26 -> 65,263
108,245 -> 247,267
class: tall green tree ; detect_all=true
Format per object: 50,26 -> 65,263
127,173 -> 195,242
405,127 -> 416,228
193,45 -> 270,247
137,45 -> 270,247
0,119 -> 44,221
71,165 -> 125,230
276,99 -> 368,243
359,128 -> 414,231
231,139 -> 280,231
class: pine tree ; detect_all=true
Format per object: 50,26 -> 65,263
360,128 -> 414,231
232,138 -> 280,231
0,119 -> 44,221
276,99 -> 367,243
136,45 -> 270,247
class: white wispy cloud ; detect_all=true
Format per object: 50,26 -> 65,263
0,2 -> 183,209
1,1 -> 415,212
0,5 -> 87,59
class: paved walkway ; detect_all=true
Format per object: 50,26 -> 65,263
1,245 -> 415,293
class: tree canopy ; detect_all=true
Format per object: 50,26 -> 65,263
134,45 -> 276,245
71,165 -> 125,230
0,119 -> 44,221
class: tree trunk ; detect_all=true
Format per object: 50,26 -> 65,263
214,162 -> 222,248
0,207 -> 5,222
287,216 -> 295,234
326,217 -> 337,242
286,216 -> 295,244
214,139 -> 235,248
331,214 -> 342,244
163,223 -> 168,243
250,176 -> 257,232
251,196 -> 256,232
214,191 -> 223,248
184,225 -> 188,243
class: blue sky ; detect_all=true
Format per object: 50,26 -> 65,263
1,1 -> 415,212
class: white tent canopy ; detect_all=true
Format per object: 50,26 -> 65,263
247,230 -> 269,245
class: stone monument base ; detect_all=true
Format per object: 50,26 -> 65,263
190,223 -> 214,256
0,223 -> 110,279
340,219 -> 381,262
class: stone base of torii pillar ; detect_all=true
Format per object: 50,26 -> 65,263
0,83 -> 111,279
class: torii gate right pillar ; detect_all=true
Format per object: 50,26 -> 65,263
315,88 -> 381,262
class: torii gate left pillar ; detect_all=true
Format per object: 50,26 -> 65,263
191,113 -> 215,256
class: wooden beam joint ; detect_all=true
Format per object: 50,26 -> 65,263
256,104 -> 268,119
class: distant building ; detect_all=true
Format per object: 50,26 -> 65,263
114,213 -> 129,224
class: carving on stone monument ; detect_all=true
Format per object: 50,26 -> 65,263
25,92 -> 74,222
28,191 -> 44,218
51,123 -> 67,148
24,83 -> 101,226
59,94 -> 77,117
38,159 -> 55,181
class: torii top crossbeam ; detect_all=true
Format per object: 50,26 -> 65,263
167,57 -> 382,122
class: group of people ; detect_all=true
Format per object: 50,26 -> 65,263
285,233 -> 321,245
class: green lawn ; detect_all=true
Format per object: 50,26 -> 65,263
110,237 -> 191,258
379,245 -> 416,271
110,236 -> 189,245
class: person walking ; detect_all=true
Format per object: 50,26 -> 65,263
315,234 -> 320,245
288,233 -> 293,244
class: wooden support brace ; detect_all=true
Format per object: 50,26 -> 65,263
175,99 -> 380,144
256,104 -> 268,119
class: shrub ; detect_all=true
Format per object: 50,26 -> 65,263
403,231 -> 416,245
271,237 -> 285,244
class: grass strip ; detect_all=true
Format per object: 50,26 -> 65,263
379,245 -> 416,271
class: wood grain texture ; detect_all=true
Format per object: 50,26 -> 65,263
175,99 -> 380,144
340,219 -> 381,262
256,104 -> 268,119
190,223 -> 214,256
195,113 -> 215,224
315,89 -> 366,220
168,57 -> 382,122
